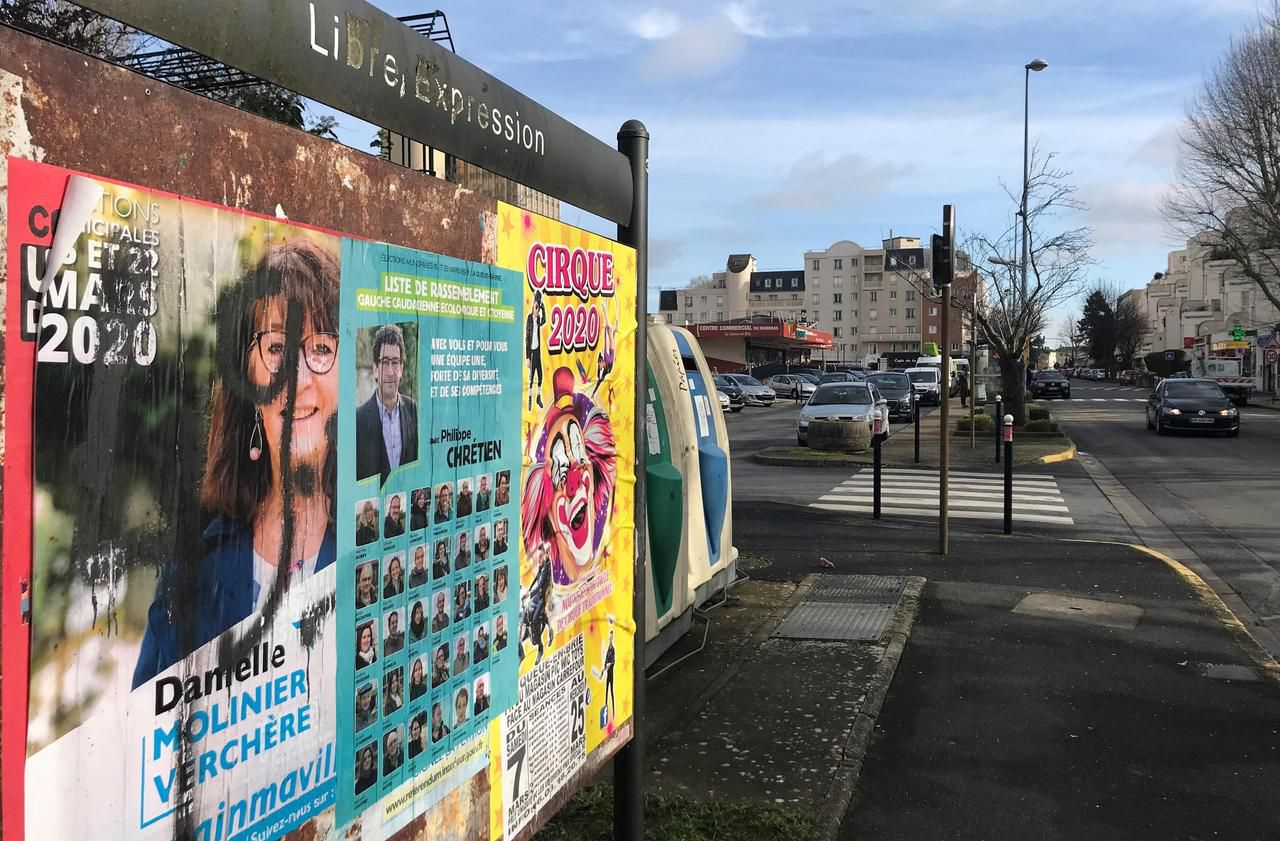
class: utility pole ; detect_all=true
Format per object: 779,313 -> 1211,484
931,205 -> 956,556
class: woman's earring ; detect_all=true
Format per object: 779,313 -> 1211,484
248,409 -> 264,462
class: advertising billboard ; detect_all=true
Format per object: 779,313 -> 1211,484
4,160 -> 634,841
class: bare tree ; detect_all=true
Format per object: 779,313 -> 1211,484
1058,311 -> 1084,363
1114,297 -> 1146,371
959,147 -> 1094,425
1164,2 -> 1280,313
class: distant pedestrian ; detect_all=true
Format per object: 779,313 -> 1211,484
958,372 -> 970,408
1026,365 -> 1035,389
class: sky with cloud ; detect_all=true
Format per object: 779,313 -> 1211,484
323,0 -> 1266,335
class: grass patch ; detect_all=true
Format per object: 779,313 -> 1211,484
538,786 -> 817,841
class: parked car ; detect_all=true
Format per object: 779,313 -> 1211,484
766,373 -> 818,400
1091,369 -> 1106,381
716,390 -> 731,412
1118,369 -> 1138,386
905,367 -> 942,406
1146,378 -> 1239,437
711,375 -> 745,412
797,382 -> 879,446
865,371 -> 915,420
818,371 -> 860,385
1030,369 -> 1072,399
724,373 -> 776,406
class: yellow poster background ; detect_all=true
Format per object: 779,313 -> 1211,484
488,203 -> 637,838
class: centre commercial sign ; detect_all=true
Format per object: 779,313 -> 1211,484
74,0 -> 634,224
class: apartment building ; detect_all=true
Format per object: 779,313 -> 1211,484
1132,233 -> 1280,355
659,235 -> 974,368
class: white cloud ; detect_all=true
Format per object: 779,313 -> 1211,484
752,151 -> 912,211
638,18 -> 747,81
629,9 -> 682,40
723,1 -> 810,38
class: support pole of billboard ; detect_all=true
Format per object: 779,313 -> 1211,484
937,205 -> 954,556
614,119 -> 649,841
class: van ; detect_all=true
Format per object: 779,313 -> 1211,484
915,355 -> 958,394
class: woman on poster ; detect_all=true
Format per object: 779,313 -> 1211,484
133,239 -> 340,688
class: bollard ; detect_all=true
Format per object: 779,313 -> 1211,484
913,393 -> 921,464
872,407 -> 886,519
1003,414 -> 1014,535
995,394 -> 1003,464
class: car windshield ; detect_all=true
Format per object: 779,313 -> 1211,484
1036,372 -> 1067,381
868,373 -> 909,389
1165,381 -> 1226,400
732,375 -> 763,387
809,385 -> 873,406
819,374 -> 847,383
908,371 -> 938,384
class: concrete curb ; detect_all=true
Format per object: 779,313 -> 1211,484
753,450 -> 870,467
1124,543 -> 1280,685
813,575 -> 927,841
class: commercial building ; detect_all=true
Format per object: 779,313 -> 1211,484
659,235 -> 975,370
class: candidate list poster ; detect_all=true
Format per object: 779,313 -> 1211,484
9,158 -> 345,841
492,204 -> 638,840
334,239 -> 522,835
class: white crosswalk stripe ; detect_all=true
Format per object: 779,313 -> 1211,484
810,467 -> 1074,525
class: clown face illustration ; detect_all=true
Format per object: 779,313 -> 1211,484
523,367 -> 617,586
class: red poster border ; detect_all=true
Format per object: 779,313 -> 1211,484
0,156 -> 356,841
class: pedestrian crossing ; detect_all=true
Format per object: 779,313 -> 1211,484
810,468 -> 1075,526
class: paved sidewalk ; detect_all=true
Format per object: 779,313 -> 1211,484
733,502 -> 1280,841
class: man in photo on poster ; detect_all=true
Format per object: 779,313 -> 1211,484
355,682 -> 378,732
453,634 -> 470,674
432,642 -> 450,688
453,580 -> 472,622
454,530 -> 472,571
475,574 -> 491,612
457,477 -> 474,518
382,727 -> 404,775
356,560 -> 379,609
384,609 -> 405,656
432,591 -> 450,633
383,492 -> 406,538
475,474 -> 491,512
494,518 -> 509,556
475,524 -> 491,562
494,613 -> 509,652
434,481 -> 453,524
356,323 -> 419,485
408,544 -> 428,588
473,675 -> 491,715
473,623 -> 490,664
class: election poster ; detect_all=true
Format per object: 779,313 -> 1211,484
493,203 -> 638,840
3,162 -> 637,841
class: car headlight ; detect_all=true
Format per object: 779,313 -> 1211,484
1165,407 -> 1181,415
1220,408 -> 1237,416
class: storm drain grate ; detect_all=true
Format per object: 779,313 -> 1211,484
773,574 -> 908,641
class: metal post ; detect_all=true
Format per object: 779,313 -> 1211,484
873,427 -> 882,520
995,394 -> 1003,464
939,277 -> 952,556
913,395 -> 921,464
970,315 -> 978,449
614,119 -> 648,841
1003,414 -> 1014,535
1020,66 -> 1031,305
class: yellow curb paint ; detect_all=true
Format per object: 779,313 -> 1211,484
1071,538 -> 1280,685
1038,441 -> 1077,465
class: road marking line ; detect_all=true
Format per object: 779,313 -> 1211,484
811,502 -> 1075,525
880,468 -> 1058,482
819,494 -> 1071,512
829,485 -> 1065,503
846,477 -> 1061,492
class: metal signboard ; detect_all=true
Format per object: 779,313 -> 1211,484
73,0 -> 633,223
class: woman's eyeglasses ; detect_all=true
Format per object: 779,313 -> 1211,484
252,331 -> 339,375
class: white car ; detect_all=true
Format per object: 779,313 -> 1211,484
766,374 -> 818,400
905,367 -> 942,406
716,390 -> 731,412
798,382 -> 881,446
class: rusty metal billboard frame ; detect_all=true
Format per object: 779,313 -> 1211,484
1,3 -> 649,839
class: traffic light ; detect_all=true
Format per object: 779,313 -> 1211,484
931,205 -> 955,289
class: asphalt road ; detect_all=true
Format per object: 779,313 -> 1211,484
1048,380 -> 1280,644
723,399 -> 919,506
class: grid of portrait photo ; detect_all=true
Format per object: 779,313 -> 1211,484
348,467 -> 516,805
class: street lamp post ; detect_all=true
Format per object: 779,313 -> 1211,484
1020,58 -> 1048,304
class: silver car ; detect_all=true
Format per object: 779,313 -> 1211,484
766,374 -> 818,400
797,382 -> 881,446
725,373 -> 777,406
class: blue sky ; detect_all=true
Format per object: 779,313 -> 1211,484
323,1 -> 1262,337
